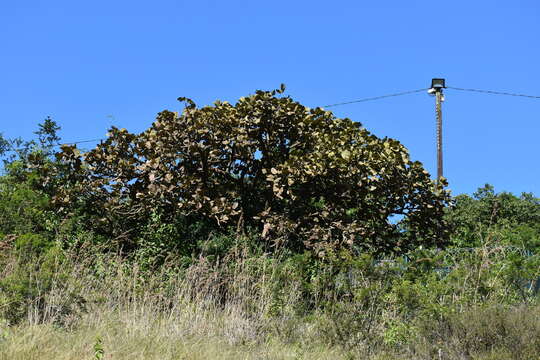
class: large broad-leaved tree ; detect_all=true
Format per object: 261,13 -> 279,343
52,87 -> 451,255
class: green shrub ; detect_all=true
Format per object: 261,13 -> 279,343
0,179 -> 54,236
446,184 -> 540,248
0,238 -> 83,325
413,304 -> 540,360
14,233 -> 54,257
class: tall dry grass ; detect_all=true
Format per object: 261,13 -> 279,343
0,249 -> 347,359
1,245 -> 540,359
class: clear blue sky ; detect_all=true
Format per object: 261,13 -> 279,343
1,1 -> 539,196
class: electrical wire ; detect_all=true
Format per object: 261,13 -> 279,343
446,86 -> 540,99
61,138 -> 106,146
323,88 -> 429,108
4,89 -> 430,151
3,84 -> 539,153
4,138 -> 106,153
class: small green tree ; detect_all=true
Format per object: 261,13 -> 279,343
1,116 -> 61,171
34,116 -> 61,154
0,117 -> 64,239
445,184 -> 540,248
0,134 -> 9,159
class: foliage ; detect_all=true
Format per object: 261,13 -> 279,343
0,133 -> 9,159
93,336 -> 105,360
2,97 -> 540,359
0,174 -> 55,236
286,237 -> 540,355
0,234 -> 75,324
50,87 -> 450,256
1,116 -> 60,170
34,116 -> 61,153
446,184 -> 540,248
0,227 -> 539,358
133,211 -> 215,269
414,305 -> 540,359
0,117 -> 63,239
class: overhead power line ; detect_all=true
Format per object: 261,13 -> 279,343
5,138 -> 106,153
323,86 -> 540,109
323,88 -> 429,108
3,83 -> 539,153
61,138 -> 106,146
447,86 -> 540,99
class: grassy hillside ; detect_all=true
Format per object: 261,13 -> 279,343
1,239 -> 539,360
1,112 -> 539,359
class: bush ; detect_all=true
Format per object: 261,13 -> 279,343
0,237 -> 77,325
413,304 -> 540,359
446,184 -> 540,248
14,233 -> 55,257
0,177 -> 54,236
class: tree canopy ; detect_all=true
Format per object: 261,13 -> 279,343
446,184 -> 540,248
47,87 -> 450,255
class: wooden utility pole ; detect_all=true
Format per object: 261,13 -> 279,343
436,90 -> 443,180
429,78 -> 446,183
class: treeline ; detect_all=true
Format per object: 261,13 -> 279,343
1,88 -> 539,260
1,88 -> 540,358
1,87 -> 453,259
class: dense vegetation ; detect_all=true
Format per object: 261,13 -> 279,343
1,88 -> 539,359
